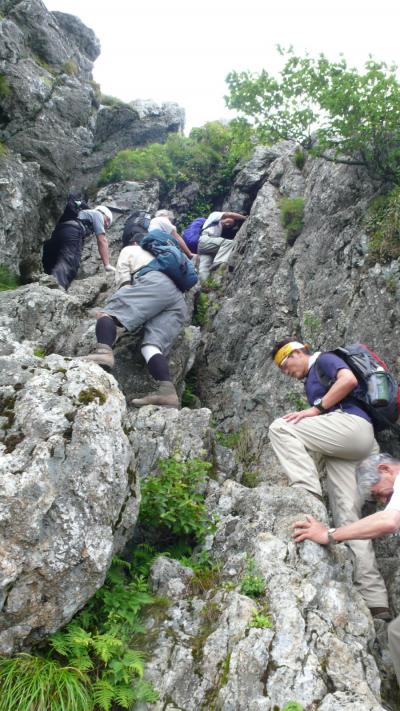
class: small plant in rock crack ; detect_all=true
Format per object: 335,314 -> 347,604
0,556 -> 159,711
239,557 -> 266,598
248,602 -> 273,629
139,457 -> 214,545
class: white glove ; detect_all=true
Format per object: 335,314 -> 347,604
105,264 -> 116,273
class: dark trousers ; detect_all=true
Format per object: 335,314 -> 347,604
42,221 -> 84,290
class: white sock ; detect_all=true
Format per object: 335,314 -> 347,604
141,345 -> 162,363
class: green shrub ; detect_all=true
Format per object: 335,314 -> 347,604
0,557 -> 158,711
193,292 -> 210,327
280,197 -> 305,245
239,558 -> 266,598
303,310 -> 321,344
100,94 -> 129,108
0,265 -> 19,291
287,391 -> 308,412
248,609 -> 273,629
181,369 -> 200,409
0,654 -> 92,711
78,387 -> 106,406
0,74 -> 11,98
366,187 -> 400,264
385,274 -> 398,294
283,703 -> 304,711
0,141 -> 6,157
33,348 -> 46,358
99,120 -> 254,219
61,59 -> 78,76
139,457 -> 214,544
215,430 -> 240,449
216,425 -> 255,469
241,470 -> 260,488
293,147 -> 306,170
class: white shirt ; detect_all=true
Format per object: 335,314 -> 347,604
385,475 -> 400,512
115,245 -> 153,289
202,211 -> 224,237
149,216 -> 176,235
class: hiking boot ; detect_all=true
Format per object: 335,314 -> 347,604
131,381 -> 179,409
369,606 -> 392,621
81,343 -> 114,369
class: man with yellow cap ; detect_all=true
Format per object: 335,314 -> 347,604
269,337 -> 390,620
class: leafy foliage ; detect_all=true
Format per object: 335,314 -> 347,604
139,457 -> 214,545
225,48 -> 400,182
0,265 -> 19,291
0,654 -> 92,711
181,368 -> 200,409
283,703 -> 305,711
99,121 -> 254,220
293,147 -> 306,170
193,292 -> 210,327
280,197 -> 305,245
365,187 -> 400,264
100,94 -> 130,108
0,558 -> 158,711
302,310 -> 322,344
248,609 -> 273,629
0,74 -> 11,98
239,558 -> 266,598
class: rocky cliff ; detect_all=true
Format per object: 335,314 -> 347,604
0,2 -> 399,710
0,0 -> 184,279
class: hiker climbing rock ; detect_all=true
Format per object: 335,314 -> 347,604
149,209 -> 195,260
269,338 -> 390,619
81,228 -> 196,408
294,452 -> 400,689
42,199 -> 114,291
197,210 -> 246,280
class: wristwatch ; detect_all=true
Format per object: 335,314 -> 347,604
327,527 -> 337,544
313,397 -> 326,413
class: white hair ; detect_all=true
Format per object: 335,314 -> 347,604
155,209 -> 174,220
356,453 -> 400,501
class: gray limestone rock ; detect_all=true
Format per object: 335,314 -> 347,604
140,481 -> 386,709
0,350 -> 137,655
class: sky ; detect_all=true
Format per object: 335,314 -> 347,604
44,0 -> 400,132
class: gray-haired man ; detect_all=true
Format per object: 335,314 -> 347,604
294,453 -> 400,690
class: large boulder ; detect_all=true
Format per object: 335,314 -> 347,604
142,481 -> 387,709
0,349 -> 137,655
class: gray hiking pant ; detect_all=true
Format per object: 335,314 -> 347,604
198,234 -> 234,280
102,271 -> 188,355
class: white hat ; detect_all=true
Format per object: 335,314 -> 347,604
95,205 -> 113,226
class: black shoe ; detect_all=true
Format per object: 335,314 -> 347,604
369,606 -> 392,621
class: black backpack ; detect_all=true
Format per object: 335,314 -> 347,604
316,343 -> 400,432
58,193 -> 89,224
122,211 -> 151,248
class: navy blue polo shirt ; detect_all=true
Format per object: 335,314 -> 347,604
305,353 -> 371,423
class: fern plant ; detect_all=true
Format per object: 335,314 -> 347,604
0,557 -> 159,711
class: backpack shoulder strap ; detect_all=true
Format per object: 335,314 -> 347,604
314,353 -> 335,388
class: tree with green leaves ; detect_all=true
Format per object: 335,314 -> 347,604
225,48 -> 400,183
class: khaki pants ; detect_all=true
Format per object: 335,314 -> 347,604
269,411 -> 388,607
388,615 -> 400,687
198,234 -> 234,280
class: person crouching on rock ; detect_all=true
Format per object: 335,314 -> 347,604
268,337 -> 390,620
81,234 -> 188,409
42,205 -> 115,291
